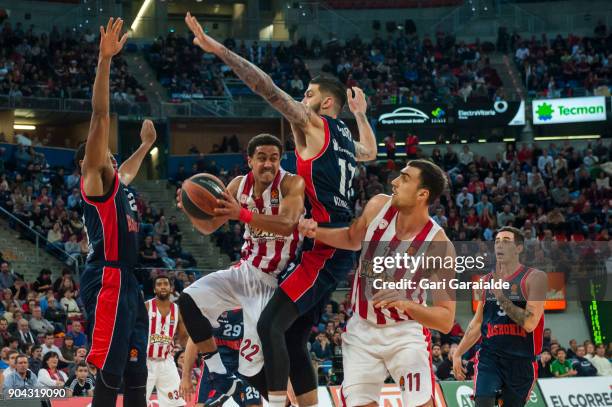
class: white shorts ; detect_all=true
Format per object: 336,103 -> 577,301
341,316 -> 433,407
146,358 -> 185,407
183,261 -> 277,377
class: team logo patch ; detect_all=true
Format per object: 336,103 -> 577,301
378,219 -> 389,229
129,348 -> 138,362
240,194 -> 248,204
271,189 -> 279,205
399,375 -> 405,391
168,392 -> 174,400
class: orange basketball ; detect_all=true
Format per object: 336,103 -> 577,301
181,173 -> 226,219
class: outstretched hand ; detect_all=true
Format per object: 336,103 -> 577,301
184,12 -> 222,53
140,119 -> 157,146
99,17 -> 128,58
347,87 -> 367,115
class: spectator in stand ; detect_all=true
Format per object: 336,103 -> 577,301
384,133 -> 396,159
168,215 -> 182,242
2,350 -> 18,379
0,318 -> 10,347
551,348 -> 577,378
59,336 -> 76,364
44,296 -> 66,332
537,349 -> 554,378
431,344 -> 444,374
67,347 -> 88,377
37,351 -> 67,389
436,343 -> 459,380
16,319 -> 36,351
32,269 -> 53,294
571,345 -> 598,377
65,361 -> 94,397
567,339 -> 578,359
140,235 -> 162,267
311,332 -> 333,377
28,345 -> 43,376
60,289 -> 81,318
3,354 -> 39,394
405,133 -> 418,159
591,344 -> 612,376
29,306 -> 55,336
0,262 -> 15,290
40,334 -> 64,361
153,216 -> 170,243
66,321 -> 86,348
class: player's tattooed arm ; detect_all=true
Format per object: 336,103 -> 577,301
493,270 -> 546,332
184,12 -> 312,127
348,88 -> 377,161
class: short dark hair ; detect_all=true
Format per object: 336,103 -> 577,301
74,143 -> 86,167
310,75 -> 347,113
247,134 -> 283,157
42,351 -> 59,368
16,354 -> 28,363
153,274 -> 172,286
496,226 -> 525,245
30,345 -> 41,353
406,159 -> 447,205
76,361 -> 88,369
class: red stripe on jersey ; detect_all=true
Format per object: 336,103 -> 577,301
403,220 -> 435,304
280,242 -> 335,302
86,266 -> 121,370
424,327 -> 436,406
148,299 -> 157,358
157,313 -> 165,358
296,116 -> 331,223
263,172 -> 285,273
251,196 -> 267,268
165,304 -> 176,359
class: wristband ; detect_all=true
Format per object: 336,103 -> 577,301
239,207 -> 253,224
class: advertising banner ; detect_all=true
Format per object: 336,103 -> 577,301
377,104 -> 448,129
538,376 -> 612,407
532,96 -> 607,125
439,380 -> 545,407
454,101 -> 525,126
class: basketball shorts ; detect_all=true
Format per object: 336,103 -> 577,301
474,350 -> 537,406
341,316 -> 434,407
80,262 -> 148,378
146,357 -> 186,406
197,364 -> 262,406
183,261 -> 276,377
279,238 -> 356,314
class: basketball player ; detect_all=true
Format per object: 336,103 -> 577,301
145,275 -> 187,407
177,134 -> 307,406
182,310 -> 262,407
75,17 -> 152,407
299,159 -> 456,407
184,13 -> 378,406
452,227 -> 546,407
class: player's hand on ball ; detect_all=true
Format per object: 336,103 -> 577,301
452,355 -> 467,380
179,375 -> 194,402
214,191 -> 241,220
99,17 -> 128,58
298,219 -> 318,238
140,119 -> 157,146
185,12 -> 222,53
347,87 -> 367,114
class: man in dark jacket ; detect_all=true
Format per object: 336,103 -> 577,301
571,345 -> 598,377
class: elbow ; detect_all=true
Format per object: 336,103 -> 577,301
523,322 -> 537,333
279,219 -> 298,237
438,321 -> 454,334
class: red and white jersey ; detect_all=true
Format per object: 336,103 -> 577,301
236,168 -> 302,275
351,198 -> 442,326
146,299 -> 179,360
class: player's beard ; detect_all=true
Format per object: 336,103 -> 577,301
310,100 -> 321,114
156,292 -> 170,301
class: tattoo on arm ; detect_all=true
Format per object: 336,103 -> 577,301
219,47 -> 311,125
497,295 -> 533,327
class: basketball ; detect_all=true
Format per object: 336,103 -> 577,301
180,173 -> 227,220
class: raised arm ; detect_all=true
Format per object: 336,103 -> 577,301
214,174 -> 305,236
298,194 -> 389,250
81,18 -> 128,197
184,13 -> 316,129
347,87 -> 377,162
118,120 -> 157,186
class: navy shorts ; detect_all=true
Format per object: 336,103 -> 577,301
474,350 -> 538,406
197,364 -> 261,406
80,262 -> 148,378
279,237 -> 356,314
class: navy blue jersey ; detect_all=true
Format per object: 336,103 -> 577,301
296,115 -> 357,227
214,309 -> 243,371
480,265 -> 544,360
81,171 -> 140,266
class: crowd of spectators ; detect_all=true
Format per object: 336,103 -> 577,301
513,22 -> 612,98
0,20 -> 147,105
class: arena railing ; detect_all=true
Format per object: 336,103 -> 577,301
0,206 -> 80,276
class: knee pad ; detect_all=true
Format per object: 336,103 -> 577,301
124,371 -> 147,390
474,397 -> 496,407
177,292 -> 213,342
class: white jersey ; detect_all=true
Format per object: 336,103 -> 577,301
146,299 -> 178,360
351,199 -> 441,326
236,168 -> 302,275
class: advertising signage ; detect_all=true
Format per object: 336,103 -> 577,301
532,96 -> 607,125
454,100 -> 525,126
377,104 -> 448,129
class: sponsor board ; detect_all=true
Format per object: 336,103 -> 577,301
532,96 -> 607,125
377,104 -> 448,129
439,380 -> 545,407
538,376 -> 612,407
329,383 -> 446,407
454,101 -> 525,126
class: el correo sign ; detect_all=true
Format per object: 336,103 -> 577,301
532,96 -> 607,125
